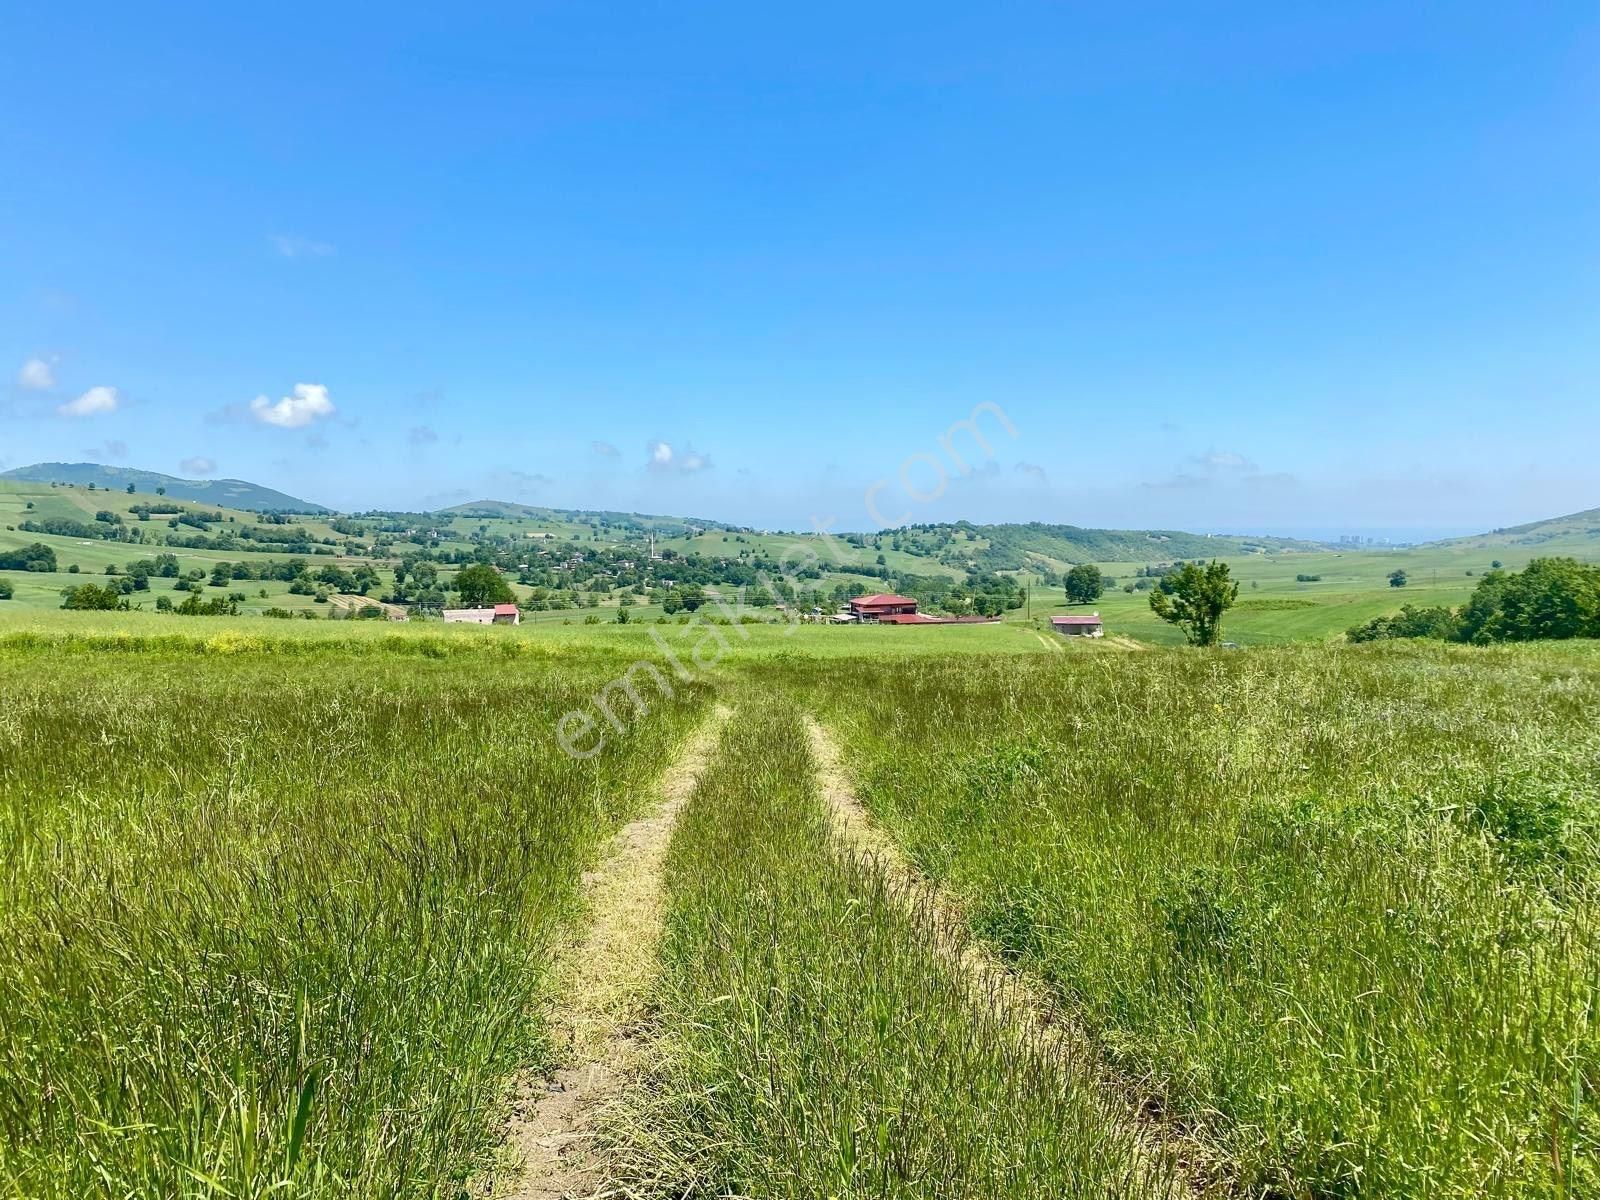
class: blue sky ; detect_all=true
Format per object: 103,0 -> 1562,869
2,3 -> 1596,537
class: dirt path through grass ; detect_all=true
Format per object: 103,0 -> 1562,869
803,715 -> 1215,1196
486,703 -> 732,1200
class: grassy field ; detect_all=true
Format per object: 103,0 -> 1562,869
0,606 -> 1051,660
610,701 -> 1178,1198
0,642 -> 712,1197
799,642 -> 1600,1197
2,612 -> 1596,1198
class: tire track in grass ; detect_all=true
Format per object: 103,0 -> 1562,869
486,703 -> 732,1200
804,715 -> 1218,1196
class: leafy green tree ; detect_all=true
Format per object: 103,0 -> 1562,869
453,562 -> 515,607
1148,560 -> 1238,646
0,577 -> 13,600
60,582 -> 128,611
1478,557 -> 1600,642
1064,563 -> 1104,605
0,543 -> 57,572
1388,569 -> 1408,588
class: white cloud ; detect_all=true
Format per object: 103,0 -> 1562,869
17,357 -> 55,390
1015,462 -> 1049,485
271,234 -> 336,258
1192,449 -> 1257,472
180,456 -> 217,476
250,383 -> 335,428
58,386 -> 119,417
591,440 -> 620,457
647,439 -> 712,473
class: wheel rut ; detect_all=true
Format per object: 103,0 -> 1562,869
484,704 -> 731,1200
804,715 -> 1219,1197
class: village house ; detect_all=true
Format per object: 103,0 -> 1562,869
848,593 -> 920,621
443,604 -> 522,626
838,593 -> 1000,626
1051,613 -> 1104,638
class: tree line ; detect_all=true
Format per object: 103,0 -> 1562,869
1348,558 -> 1600,644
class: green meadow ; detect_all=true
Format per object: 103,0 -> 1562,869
2,623 -> 1596,1197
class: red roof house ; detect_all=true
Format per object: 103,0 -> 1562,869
849,593 -> 919,620
492,603 -> 521,625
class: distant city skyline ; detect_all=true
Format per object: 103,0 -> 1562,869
4,4 -> 1596,536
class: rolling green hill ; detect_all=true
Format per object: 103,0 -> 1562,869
1426,505 -> 1600,551
878,520 -> 1327,574
0,463 -> 328,513
440,499 -> 743,537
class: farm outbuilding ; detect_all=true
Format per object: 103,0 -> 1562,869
1051,613 -> 1104,637
443,604 -> 522,626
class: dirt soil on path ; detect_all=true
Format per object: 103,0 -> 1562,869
481,704 -> 731,1200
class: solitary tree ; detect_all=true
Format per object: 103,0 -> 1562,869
1388,569 -> 1408,589
1148,560 -> 1238,646
1064,564 -> 1104,605
454,563 -> 515,608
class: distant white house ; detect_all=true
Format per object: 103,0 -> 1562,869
443,604 -> 521,626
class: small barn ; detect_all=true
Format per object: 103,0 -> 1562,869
1051,613 -> 1104,638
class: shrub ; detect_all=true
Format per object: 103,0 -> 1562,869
1347,604 -> 1458,643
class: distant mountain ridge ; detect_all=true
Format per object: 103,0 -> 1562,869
0,463 -> 328,513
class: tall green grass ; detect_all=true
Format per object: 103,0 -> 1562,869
800,642 -> 1600,1197
0,645 -> 711,1197
612,701 -> 1176,1198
